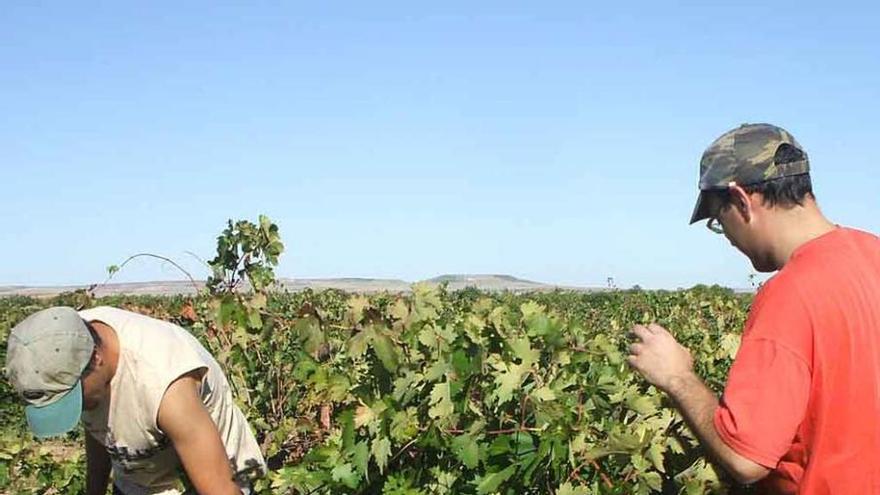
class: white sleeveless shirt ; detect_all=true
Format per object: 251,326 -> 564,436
79,307 -> 266,494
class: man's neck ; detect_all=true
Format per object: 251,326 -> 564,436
768,201 -> 837,269
91,321 -> 120,382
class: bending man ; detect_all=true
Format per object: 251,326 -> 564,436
6,305 -> 266,494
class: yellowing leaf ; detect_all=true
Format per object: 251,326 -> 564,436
508,337 -> 540,367
346,295 -> 371,324
557,482 -> 590,495
354,402 -> 376,429
642,471 -> 663,492
531,386 -> 556,402
428,381 -> 454,420
492,362 -> 529,406
718,333 -> 741,360
390,408 -> 419,442
519,301 -> 544,320
371,436 -> 392,474
648,442 -> 666,473
627,394 -> 657,416
389,298 -> 409,321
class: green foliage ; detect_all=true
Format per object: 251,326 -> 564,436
0,287 -> 748,494
0,218 -> 752,494
207,214 -> 284,293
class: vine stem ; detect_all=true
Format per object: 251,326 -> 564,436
567,457 -> 613,489
592,460 -> 615,489
95,253 -> 202,294
390,438 -> 418,462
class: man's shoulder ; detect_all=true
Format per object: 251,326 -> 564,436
788,227 -> 880,268
766,227 -> 880,300
78,305 -> 132,320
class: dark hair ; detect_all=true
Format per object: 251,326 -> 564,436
709,172 -> 814,215
743,173 -> 814,208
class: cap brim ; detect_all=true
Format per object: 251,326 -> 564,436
25,381 -> 83,438
689,191 -> 711,225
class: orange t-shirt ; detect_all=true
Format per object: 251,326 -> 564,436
714,227 -> 880,494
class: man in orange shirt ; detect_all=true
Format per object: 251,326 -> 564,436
627,123 -> 880,493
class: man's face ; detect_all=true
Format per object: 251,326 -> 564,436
714,193 -> 777,272
80,352 -> 110,410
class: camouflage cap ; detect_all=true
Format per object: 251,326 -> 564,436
689,123 -> 810,224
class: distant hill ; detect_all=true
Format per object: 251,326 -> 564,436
421,274 -> 555,291
0,274 -> 598,297
426,274 -> 539,284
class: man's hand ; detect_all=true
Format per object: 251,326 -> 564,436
626,323 -> 694,393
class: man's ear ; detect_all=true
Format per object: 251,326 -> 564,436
728,185 -> 753,223
91,348 -> 104,370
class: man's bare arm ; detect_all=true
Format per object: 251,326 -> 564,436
85,430 -> 111,495
665,371 -> 770,484
157,370 -> 241,495
627,323 -> 770,485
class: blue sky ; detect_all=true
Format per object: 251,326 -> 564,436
2,2 -> 878,289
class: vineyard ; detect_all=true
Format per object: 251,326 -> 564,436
0,219 -> 751,494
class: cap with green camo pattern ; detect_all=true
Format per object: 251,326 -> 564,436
690,123 -> 810,224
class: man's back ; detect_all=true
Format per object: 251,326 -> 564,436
79,307 -> 265,494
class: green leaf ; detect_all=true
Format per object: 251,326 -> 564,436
246,308 -> 262,329
412,283 -> 442,321
331,463 -> 360,489
348,327 -> 373,358
353,440 -> 370,477
451,434 -> 480,469
373,332 -> 400,372
487,435 -> 512,456
475,465 -> 516,494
